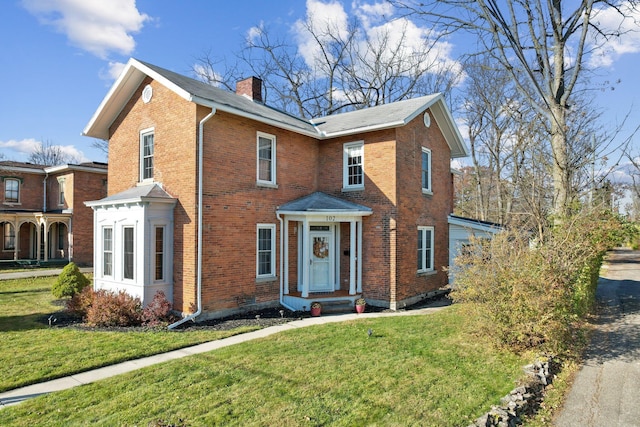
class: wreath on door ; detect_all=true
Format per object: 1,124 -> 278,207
313,237 -> 329,258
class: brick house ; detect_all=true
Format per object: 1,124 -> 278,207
83,58 -> 471,322
0,161 -> 107,266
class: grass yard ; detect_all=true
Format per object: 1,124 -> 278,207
0,276 -> 258,392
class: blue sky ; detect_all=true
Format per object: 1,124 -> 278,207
1,0 -> 639,177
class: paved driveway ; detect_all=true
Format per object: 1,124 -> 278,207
555,248 -> 640,427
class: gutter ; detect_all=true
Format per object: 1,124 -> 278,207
168,107 -> 217,329
276,212 -> 297,312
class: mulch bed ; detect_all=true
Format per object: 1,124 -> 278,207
41,293 -> 451,332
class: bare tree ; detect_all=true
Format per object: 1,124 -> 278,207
395,0 -> 640,217
91,139 -> 109,159
193,13 -> 462,118
28,140 -> 79,166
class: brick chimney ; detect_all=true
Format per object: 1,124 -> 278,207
236,76 -> 263,102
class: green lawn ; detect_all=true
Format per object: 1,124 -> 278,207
0,276 -> 257,392
1,275 -> 530,426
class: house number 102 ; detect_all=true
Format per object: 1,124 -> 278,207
326,216 -> 336,222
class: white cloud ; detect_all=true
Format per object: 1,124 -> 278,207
589,1 -> 640,68
192,64 -> 223,87
22,0 -> 150,59
0,139 -> 90,163
98,61 -> 127,81
294,0 -> 349,68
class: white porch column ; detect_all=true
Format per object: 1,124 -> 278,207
357,218 -> 363,293
349,220 -> 356,295
283,218 -> 289,294
301,218 -> 310,298
43,220 -> 49,262
13,220 -> 18,261
36,223 -> 41,262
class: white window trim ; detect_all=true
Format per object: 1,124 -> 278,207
418,226 -> 435,273
153,225 -> 166,283
256,223 -> 276,278
256,131 -> 277,187
421,147 -> 432,195
139,127 -> 155,183
4,178 -> 20,205
102,226 -> 113,278
343,141 -> 364,191
57,177 -> 66,206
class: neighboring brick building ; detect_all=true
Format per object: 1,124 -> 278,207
83,58 -> 471,322
0,161 -> 107,266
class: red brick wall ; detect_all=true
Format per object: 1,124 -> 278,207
109,77 -> 199,313
199,110 -> 320,312
394,112 -> 452,304
70,170 -> 106,266
1,172 -> 44,210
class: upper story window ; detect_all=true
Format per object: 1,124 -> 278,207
343,141 -> 364,190
140,128 -> 154,181
421,147 -> 432,194
4,178 -> 19,204
57,178 -> 65,206
417,226 -> 434,273
257,132 -> 276,186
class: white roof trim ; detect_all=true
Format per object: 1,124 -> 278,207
448,215 -> 502,234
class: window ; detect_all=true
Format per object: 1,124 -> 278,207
3,223 -> 15,251
257,132 -> 276,185
417,226 -> 434,273
103,227 -> 113,277
58,178 -> 65,206
123,226 -> 134,280
140,129 -> 154,181
421,147 -> 432,193
4,179 -> 19,203
154,226 -> 164,281
343,142 -> 364,189
257,224 -> 276,277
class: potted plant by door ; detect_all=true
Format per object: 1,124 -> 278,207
310,302 -> 322,317
355,298 -> 366,314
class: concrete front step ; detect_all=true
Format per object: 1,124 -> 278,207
319,299 -> 356,314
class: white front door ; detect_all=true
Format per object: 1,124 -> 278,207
309,227 -> 334,292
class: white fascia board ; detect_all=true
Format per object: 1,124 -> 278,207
317,120 -> 407,139
84,196 -> 177,209
0,166 -> 45,175
45,165 -> 107,174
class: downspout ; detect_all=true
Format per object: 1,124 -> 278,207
168,107 -> 216,329
276,212 -> 296,312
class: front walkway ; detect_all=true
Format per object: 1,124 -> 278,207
0,301 -> 449,408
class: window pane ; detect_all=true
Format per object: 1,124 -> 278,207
155,227 -> 164,281
425,229 -> 432,270
5,180 -> 19,203
103,227 -> 112,277
123,227 -> 134,280
142,132 -> 154,180
417,229 -> 424,270
346,145 -> 363,186
258,137 -> 273,182
422,151 -> 430,189
257,227 -> 273,276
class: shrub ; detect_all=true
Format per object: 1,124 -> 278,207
141,291 -> 174,326
66,286 -> 96,318
85,289 -> 142,327
450,210 -> 634,352
52,262 -> 90,298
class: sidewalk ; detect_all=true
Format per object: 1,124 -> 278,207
0,267 -> 93,280
0,301 -> 449,408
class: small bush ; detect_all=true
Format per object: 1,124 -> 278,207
141,291 -> 174,326
52,262 -> 90,298
85,289 -> 142,327
66,286 -> 96,318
